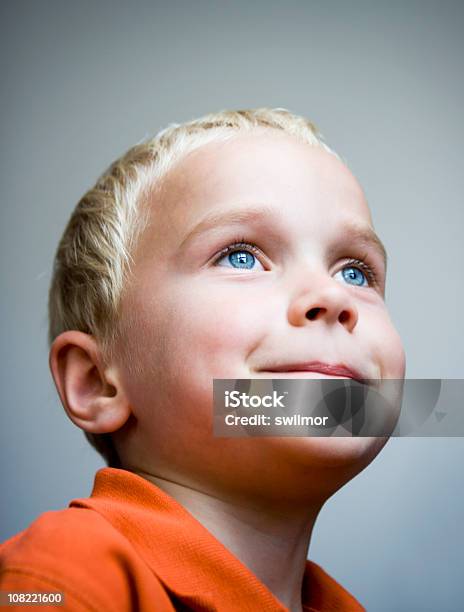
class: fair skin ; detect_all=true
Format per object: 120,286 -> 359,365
50,130 -> 406,611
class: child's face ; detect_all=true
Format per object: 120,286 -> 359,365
115,130 -> 405,500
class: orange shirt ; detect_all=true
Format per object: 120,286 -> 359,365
0,468 -> 364,611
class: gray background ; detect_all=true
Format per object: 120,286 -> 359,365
1,1 -> 463,610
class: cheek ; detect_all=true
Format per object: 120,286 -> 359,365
364,305 -> 406,378
120,281 -> 278,462
161,280 -> 271,376
383,327 -> 406,378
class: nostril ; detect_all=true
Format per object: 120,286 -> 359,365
306,307 -> 322,320
339,311 -> 350,324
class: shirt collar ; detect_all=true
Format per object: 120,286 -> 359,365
71,468 -> 363,611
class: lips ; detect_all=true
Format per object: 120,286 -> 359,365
260,361 -> 367,384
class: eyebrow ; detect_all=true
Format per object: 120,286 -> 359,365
179,204 -> 388,268
179,204 -> 285,249
338,223 -> 388,269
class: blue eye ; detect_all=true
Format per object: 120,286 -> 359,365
340,265 -> 368,287
228,250 -> 256,269
215,242 -> 265,271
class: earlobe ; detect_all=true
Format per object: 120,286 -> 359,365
49,331 -> 131,434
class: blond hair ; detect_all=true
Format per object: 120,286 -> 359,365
48,108 -> 337,466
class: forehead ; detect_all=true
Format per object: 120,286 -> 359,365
136,130 -> 377,265
161,130 -> 368,216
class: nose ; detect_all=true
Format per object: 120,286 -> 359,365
287,278 -> 359,332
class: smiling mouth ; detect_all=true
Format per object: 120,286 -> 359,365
259,362 -> 367,385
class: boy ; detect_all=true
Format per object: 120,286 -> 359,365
0,109 -> 405,611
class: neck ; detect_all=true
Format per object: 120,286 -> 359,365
135,469 -> 322,612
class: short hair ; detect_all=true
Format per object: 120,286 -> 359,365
48,107 -> 338,466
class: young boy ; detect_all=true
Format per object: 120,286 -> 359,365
0,109 -> 405,611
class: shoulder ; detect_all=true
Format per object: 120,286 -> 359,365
0,508 -> 174,612
1,507 -> 135,573
304,561 -> 365,611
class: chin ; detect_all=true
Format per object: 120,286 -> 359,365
234,435 -> 390,505
303,435 -> 389,466
272,435 -> 389,478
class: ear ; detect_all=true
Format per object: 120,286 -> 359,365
49,331 -> 131,434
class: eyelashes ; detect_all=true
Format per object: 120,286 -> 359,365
212,238 -> 263,263
343,255 -> 379,287
211,236 -> 381,288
